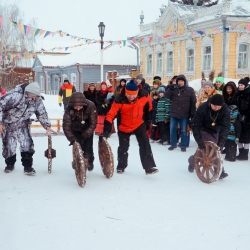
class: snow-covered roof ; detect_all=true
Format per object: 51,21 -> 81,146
15,58 -> 35,68
172,2 -> 203,16
36,44 -> 137,68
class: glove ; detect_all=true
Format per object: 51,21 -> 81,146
235,138 -> 239,144
190,114 -> 194,119
104,99 -> 109,104
69,141 -> 75,146
59,103 -> 62,107
164,119 -> 169,123
197,140 -> 205,149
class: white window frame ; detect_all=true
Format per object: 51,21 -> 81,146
165,42 -> 174,78
187,49 -> 195,71
166,51 -> 174,73
39,75 -> 44,91
201,36 -> 213,75
146,46 -> 153,77
238,44 -> 249,70
203,46 -> 212,71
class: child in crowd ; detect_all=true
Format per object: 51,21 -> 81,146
150,80 -> 160,93
149,90 -> 159,143
156,87 -> 171,145
224,105 -> 241,162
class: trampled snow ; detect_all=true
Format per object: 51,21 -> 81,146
0,92 -> 250,250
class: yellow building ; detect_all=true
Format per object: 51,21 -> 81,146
137,0 -> 250,83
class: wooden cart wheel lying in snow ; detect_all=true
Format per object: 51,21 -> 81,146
194,141 -> 222,184
72,142 -> 87,188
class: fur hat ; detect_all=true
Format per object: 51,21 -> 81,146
25,82 -> 41,96
215,77 -> 224,84
203,81 -> 214,88
64,79 -> 69,83
238,77 -> 250,87
158,86 -> 165,94
135,74 -> 143,80
210,94 -> 224,106
89,82 -> 96,87
125,80 -> 139,95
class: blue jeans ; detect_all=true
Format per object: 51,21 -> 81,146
170,117 -> 189,148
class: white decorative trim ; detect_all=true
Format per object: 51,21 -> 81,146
146,46 -> 153,78
146,46 -> 153,54
165,42 -> 174,78
184,39 -> 196,75
201,36 -> 214,74
155,44 -> 163,53
236,33 -> 250,77
177,41 -> 181,75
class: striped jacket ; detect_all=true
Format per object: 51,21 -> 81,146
156,97 -> 171,122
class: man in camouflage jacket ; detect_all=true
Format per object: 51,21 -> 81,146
0,82 -> 53,174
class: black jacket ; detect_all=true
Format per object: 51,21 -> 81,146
141,78 -> 151,94
83,89 -> 97,106
165,75 -> 196,119
192,101 -> 230,145
95,90 -> 111,115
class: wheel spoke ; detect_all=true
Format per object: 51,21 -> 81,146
209,166 -> 215,175
206,169 -> 210,179
201,167 -> 206,176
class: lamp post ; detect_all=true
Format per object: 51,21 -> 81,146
98,22 -> 105,82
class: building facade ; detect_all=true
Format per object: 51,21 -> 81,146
137,0 -> 250,83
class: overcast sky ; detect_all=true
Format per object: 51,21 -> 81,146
5,0 -> 167,51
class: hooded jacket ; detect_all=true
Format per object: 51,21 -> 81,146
0,84 -> 50,129
165,74 -> 196,119
63,92 -> 97,142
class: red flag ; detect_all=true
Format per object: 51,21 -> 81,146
139,37 -> 144,42
149,36 -> 153,43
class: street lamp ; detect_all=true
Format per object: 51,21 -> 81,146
98,22 -> 105,82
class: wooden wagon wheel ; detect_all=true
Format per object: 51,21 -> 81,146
72,142 -> 86,187
98,137 -> 114,179
194,141 -> 222,184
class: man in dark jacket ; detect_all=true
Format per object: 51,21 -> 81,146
63,92 -> 97,171
135,74 -> 150,93
103,80 -> 158,175
188,94 -> 230,179
165,74 -> 196,151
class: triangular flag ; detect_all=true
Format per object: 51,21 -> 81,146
23,25 -> 27,34
26,26 -> 31,35
65,47 -> 69,51
246,23 -> 250,31
44,31 -> 52,38
34,29 -> 41,37
122,40 -> 126,46
38,30 -> 46,36
163,34 -> 170,38
0,17 -> 2,27
148,36 -> 153,43
139,37 -> 145,42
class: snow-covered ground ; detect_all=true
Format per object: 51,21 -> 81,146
1,94 -> 250,250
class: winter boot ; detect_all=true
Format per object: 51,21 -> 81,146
188,164 -> 194,173
87,163 -> 94,172
21,152 -> 36,175
145,167 -> 159,175
236,148 -> 244,160
168,146 -> 177,150
24,167 -> 36,175
4,154 -> 16,173
117,167 -> 125,174
219,169 -> 228,179
237,148 -> 248,161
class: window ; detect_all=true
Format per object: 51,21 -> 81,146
39,75 -> 44,90
146,54 -> 152,75
203,46 -> 211,71
166,51 -> 173,73
187,49 -> 194,71
238,44 -> 249,69
156,52 -> 162,73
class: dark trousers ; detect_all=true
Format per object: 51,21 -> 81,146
74,133 -> 94,164
150,125 -> 158,140
117,123 -> 156,170
158,121 -> 170,142
64,104 -> 68,110
225,140 -> 237,161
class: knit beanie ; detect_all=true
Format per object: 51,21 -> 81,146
210,94 -> 224,106
238,77 -> 250,87
203,81 -> 214,88
125,80 -> 139,95
158,86 -> 165,94
64,79 -> 69,83
135,74 -> 143,80
25,82 -> 41,96
215,77 -> 224,84
153,79 -> 160,87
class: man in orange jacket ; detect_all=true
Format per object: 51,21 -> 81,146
103,80 -> 158,175
58,79 -> 76,110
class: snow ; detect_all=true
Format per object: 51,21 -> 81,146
1,91 -> 250,250
36,44 -> 137,68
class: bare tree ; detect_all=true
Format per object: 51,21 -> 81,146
170,0 -> 219,7
0,1 -> 36,82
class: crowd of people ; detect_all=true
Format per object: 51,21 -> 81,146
1,73 -> 249,179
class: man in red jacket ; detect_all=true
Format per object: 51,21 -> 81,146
103,80 -> 158,175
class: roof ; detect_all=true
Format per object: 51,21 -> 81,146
36,44 -> 137,68
171,2 -> 203,16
